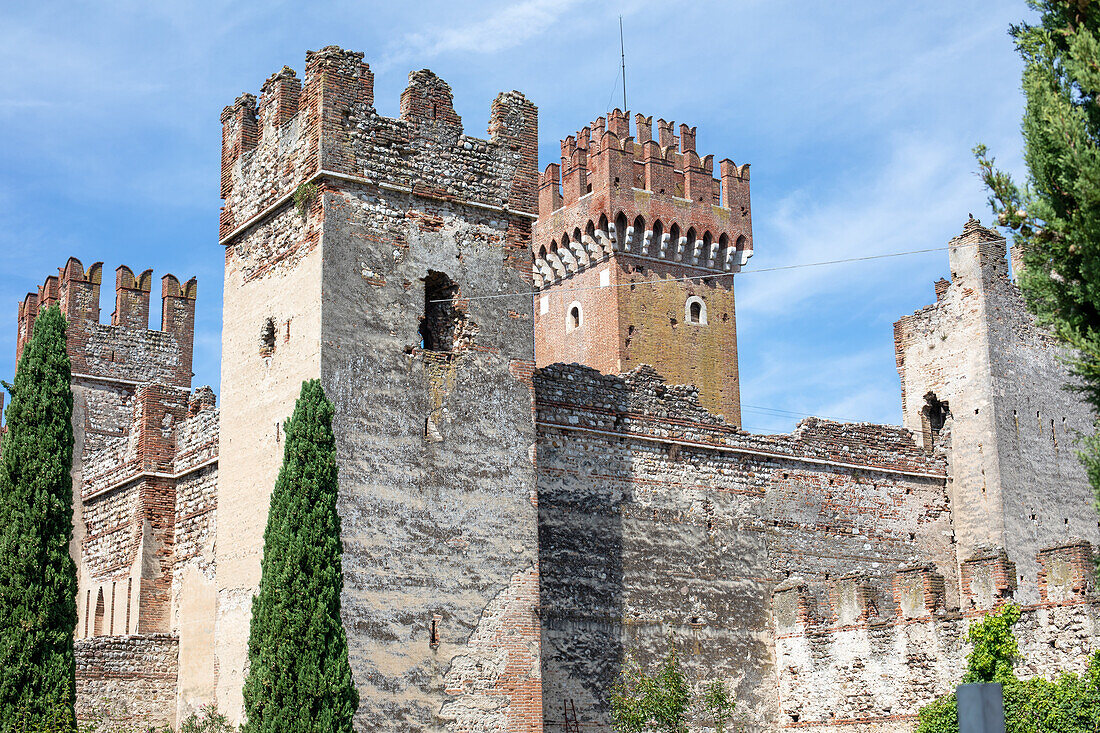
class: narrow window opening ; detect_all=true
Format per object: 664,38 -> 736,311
685,296 -> 707,325
260,318 -> 276,356
420,271 -> 472,353
93,588 -> 105,637
566,301 -> 583,333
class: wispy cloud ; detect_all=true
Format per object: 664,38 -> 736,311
380,0 -> 589,69
738,135 -> 985,317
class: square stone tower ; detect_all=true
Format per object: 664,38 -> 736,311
216,48 -> 541,731
894,218 -> 1100,605
532,111 -> 752,424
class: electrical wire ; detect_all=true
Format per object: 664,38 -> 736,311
429,237 -> 1006,304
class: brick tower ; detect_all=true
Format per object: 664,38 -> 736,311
532,110 -> 752,423
216,48 -> 541,730
15,258 -> 216,728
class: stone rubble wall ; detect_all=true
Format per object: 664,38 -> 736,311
75,634 -> 179,731
773,566 -> 1100,732
534,363 -> 952,732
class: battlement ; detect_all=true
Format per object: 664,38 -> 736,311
532,109 -> 752,290
16,258 -> 197,388
219,46 -> 537,242
773,541 -> 1095,634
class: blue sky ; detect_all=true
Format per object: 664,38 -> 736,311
0,1 -> 1031,432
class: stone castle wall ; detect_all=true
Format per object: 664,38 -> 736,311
534,363 -> 952,731
894,220 -> 1099,605
9,44 -> 1098,733
13,257 -> 214,730
773,541 -> 1100,732
76,635 -> 179,730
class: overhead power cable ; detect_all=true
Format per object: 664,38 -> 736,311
429,237 -> 1006,304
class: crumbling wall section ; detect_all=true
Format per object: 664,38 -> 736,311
894,219 -> 1100,603
773,542 -> 1100,732
534,363 -> 949,732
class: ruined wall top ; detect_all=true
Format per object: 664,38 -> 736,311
16,257 -> 197,388
535,362 -> 943,477
532,110 -> 752,289
219,47 -> 538,241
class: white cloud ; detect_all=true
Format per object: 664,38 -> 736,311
380,0 -> 591,68
738,135 -> 991,317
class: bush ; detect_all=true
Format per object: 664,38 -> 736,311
610,647 -> 739,733
916,604 -> 1100,733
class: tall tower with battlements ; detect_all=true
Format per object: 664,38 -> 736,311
15,257 -> 216,729
532,109 -> 752,424
216,47 -> 541,731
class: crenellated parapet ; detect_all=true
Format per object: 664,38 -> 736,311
775,542 -> 1096,635
1038,540 -> 1095,602
772,543 -> 1100,729
532,109 -> 752,288
219,47 -> 538,249
960,547 -> 1018,610
16,258 -> 197,388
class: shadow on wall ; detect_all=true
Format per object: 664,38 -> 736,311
538,434 -> 628,733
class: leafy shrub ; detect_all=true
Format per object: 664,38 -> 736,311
916,604 -> 1100,733
610,648 -> 738,733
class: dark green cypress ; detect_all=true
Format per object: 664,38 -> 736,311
0,305 -> 78,733
241,379 -> 358,733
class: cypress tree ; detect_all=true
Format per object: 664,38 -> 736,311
975,2 -> 1100,516
0,305 -> 78,733
241,379 -> 358,733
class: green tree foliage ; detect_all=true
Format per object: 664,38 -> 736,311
974,1 -> 1100,516
610,648 -> 736,733
702,679 -> 737,733
241,380 -> 358,733
916,603 -> 1100,733
0,306 -> 78,733
962,603 -> 1022,684
180,704 -> 236,733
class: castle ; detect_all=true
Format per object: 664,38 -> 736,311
9,47 -> 1100,732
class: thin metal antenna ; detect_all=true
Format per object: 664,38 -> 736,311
619,16 -> 627,110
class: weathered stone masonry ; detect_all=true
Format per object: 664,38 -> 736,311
215,47 -> 542,731
14,256 -> 217,730
534,364 -> 952,732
